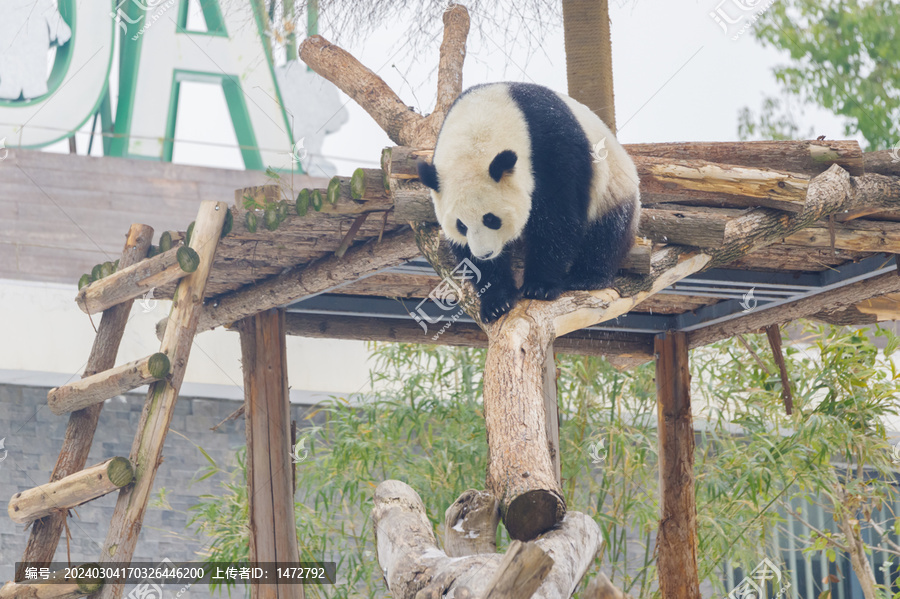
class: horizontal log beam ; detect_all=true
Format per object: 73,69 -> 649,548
155,227 -> 426,339
635,155 -> 810,212
47,353 -> 170,415
863,150 -> 900,178
282,312 -> 655,360
387,148 -> 819,221
687,270 -> 900,348
8,457 -> 133,524
783,218 -> 900,252
639,207 -> 732,248
75,247 -> 194,315
855,293 -> 900,321
624,140 -> 864,176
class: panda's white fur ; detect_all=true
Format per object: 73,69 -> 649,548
418,82 -> 641,323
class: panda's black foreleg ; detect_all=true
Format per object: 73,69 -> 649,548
565,199 -> 637,291
521,213 -> 585,302
449,244 -> 519,323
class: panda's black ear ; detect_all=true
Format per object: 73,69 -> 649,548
489,150 -> 517,183
417,160 -> 440,191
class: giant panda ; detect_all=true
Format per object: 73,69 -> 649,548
417,82 -> 641,323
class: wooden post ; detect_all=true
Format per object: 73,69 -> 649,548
542,344 -> 561,484
15,224 -> 152,583
563,0 -> 616,132
239,309 -> 303,599
654,331 -> 700,599
96,201 -> 226,599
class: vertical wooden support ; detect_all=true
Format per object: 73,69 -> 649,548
654,331 -> 701,599
562,0 -> 617,132
97,201 -> 226,599
15,224 -> 153,582
542,343 -> 561,484
240,309 -> 303,599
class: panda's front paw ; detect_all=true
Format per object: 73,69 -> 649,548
521,279 -> 564,302
480,286 -> 519,323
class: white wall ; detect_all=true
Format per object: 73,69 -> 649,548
0,279 -> 372,398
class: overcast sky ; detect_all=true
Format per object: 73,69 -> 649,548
44,0 -> 856,177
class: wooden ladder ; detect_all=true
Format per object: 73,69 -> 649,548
3,201 -> 228,599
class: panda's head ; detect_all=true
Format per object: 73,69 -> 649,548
417,149 -> 531,261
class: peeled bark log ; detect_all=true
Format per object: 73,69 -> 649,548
8,457 -> 133,524
74,246 -> 191,315
373,480 -> 601,599
480,541 -> 554,599
444,489 -> 500,557
47,353 -> 170,415
625,140 -> 864,176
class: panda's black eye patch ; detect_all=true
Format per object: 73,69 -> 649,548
456,219 -> 468,235
483,213 -> 502,230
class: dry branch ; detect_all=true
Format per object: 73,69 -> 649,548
373,480 -> 601,599
47,353 -> 170,415
765,325 -> 794,415
299,5 -> 469,147
15,224 -> 152,583
8,457 -> 133,524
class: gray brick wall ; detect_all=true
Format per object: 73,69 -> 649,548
0,383 -> 315,599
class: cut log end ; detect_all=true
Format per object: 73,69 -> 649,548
105,457 -> 134,488
504,489 -> 566,541
147,352 -> 170,380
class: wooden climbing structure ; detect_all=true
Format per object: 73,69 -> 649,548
4,4 -> 900,599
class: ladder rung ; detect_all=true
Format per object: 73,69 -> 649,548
48,353 -> 170,415
8,457 -> 134,525
75,246 -> 198,315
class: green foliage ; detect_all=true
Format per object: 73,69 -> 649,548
742,0 -> 900,150
176,324 -> 900,598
